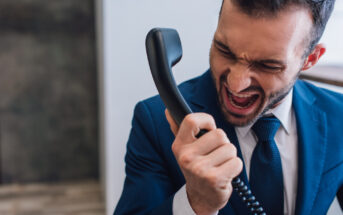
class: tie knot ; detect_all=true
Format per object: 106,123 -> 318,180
252,116 -> 281,142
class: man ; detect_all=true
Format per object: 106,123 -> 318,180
115,0 -> 343,214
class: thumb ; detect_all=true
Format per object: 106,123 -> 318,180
165,109 -> 179,135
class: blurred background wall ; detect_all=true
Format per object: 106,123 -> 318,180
0,0 -> 98,183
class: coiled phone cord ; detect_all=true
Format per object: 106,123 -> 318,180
232,177 -> 266,215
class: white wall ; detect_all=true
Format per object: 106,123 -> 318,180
318,1 -> 343,65
97,1 -> 343,214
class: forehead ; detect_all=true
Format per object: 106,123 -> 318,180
216,0 -> 313,59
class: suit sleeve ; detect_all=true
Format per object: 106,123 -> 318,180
114,101 -> 175,215
338,185 -> 343,209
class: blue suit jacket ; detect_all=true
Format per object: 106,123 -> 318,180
114,70 -> 343,215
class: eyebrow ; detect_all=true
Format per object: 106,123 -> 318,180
214,39 -> 286,66
214,39 -> 237,58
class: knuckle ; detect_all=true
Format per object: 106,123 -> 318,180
205,114 -> 216,126
191,160 -> 207,176
178,151 -> 194,165
214,129 -> 229,144
215,128 -> 226,136
227,144 -> 237,156
171,143 -> 178,154
206,171 -> 220,186
237,158 -> 243,171
221,145 -> 233,158
184,114 -> 197,127
232,157 -> 243,173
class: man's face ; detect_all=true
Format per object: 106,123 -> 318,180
210,0 -> 313,126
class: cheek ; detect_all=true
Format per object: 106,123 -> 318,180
258,73 -> 289,95
210,52 -> 230,85
211,57 -> 228,74
260,68 -> 299,98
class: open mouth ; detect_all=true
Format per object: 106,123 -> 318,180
223,86 -> 261,115
227,89 -> 259,109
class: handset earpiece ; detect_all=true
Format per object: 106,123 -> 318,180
145,28 -> 192,126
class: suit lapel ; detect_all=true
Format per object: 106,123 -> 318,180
189,70 -> 251,214
293,81 -> 328,215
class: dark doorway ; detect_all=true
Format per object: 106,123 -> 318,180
0,0 -> 98,183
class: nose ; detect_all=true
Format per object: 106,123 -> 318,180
227,64 -> 252,93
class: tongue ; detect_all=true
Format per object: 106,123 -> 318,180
232,95 -> 253,106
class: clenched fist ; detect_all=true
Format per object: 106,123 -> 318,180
165,109 -> 243,215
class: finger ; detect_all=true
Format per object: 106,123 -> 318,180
216,157 -> 243,180
203,143 -> 237,167
177,113 -> 217,143
165,109 -> 179,135
192,128 -> 230,155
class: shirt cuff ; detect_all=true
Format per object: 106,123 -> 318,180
172,184 -> 218,215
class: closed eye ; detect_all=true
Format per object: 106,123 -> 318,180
214,39 -> 237,60
254,63 -> 283,72
262,64 -> 281,70
216,46 -> 237,60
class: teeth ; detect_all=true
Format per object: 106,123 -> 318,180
227,88 -> 255,98
229,94 -> 256,109
226,88 -> 258,109
233,93 -> 252,98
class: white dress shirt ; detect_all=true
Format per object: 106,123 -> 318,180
173,90 -> 298,215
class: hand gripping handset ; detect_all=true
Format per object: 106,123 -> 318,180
145,28 -> 266,215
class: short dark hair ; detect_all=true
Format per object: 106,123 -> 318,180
220,0 -> 336,55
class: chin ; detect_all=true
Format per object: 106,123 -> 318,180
221,106 -> 264,127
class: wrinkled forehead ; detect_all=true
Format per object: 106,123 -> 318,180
217,0 -> 313,60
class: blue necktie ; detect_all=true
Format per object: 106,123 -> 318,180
250,117 -> 284,215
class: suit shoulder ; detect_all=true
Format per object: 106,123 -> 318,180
298,80 -> 343,106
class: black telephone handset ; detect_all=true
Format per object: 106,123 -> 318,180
146,28 -> 266,215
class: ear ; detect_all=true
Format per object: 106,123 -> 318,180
302,43 -> 326,71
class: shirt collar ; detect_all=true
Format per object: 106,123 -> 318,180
236,88 -> 293,137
